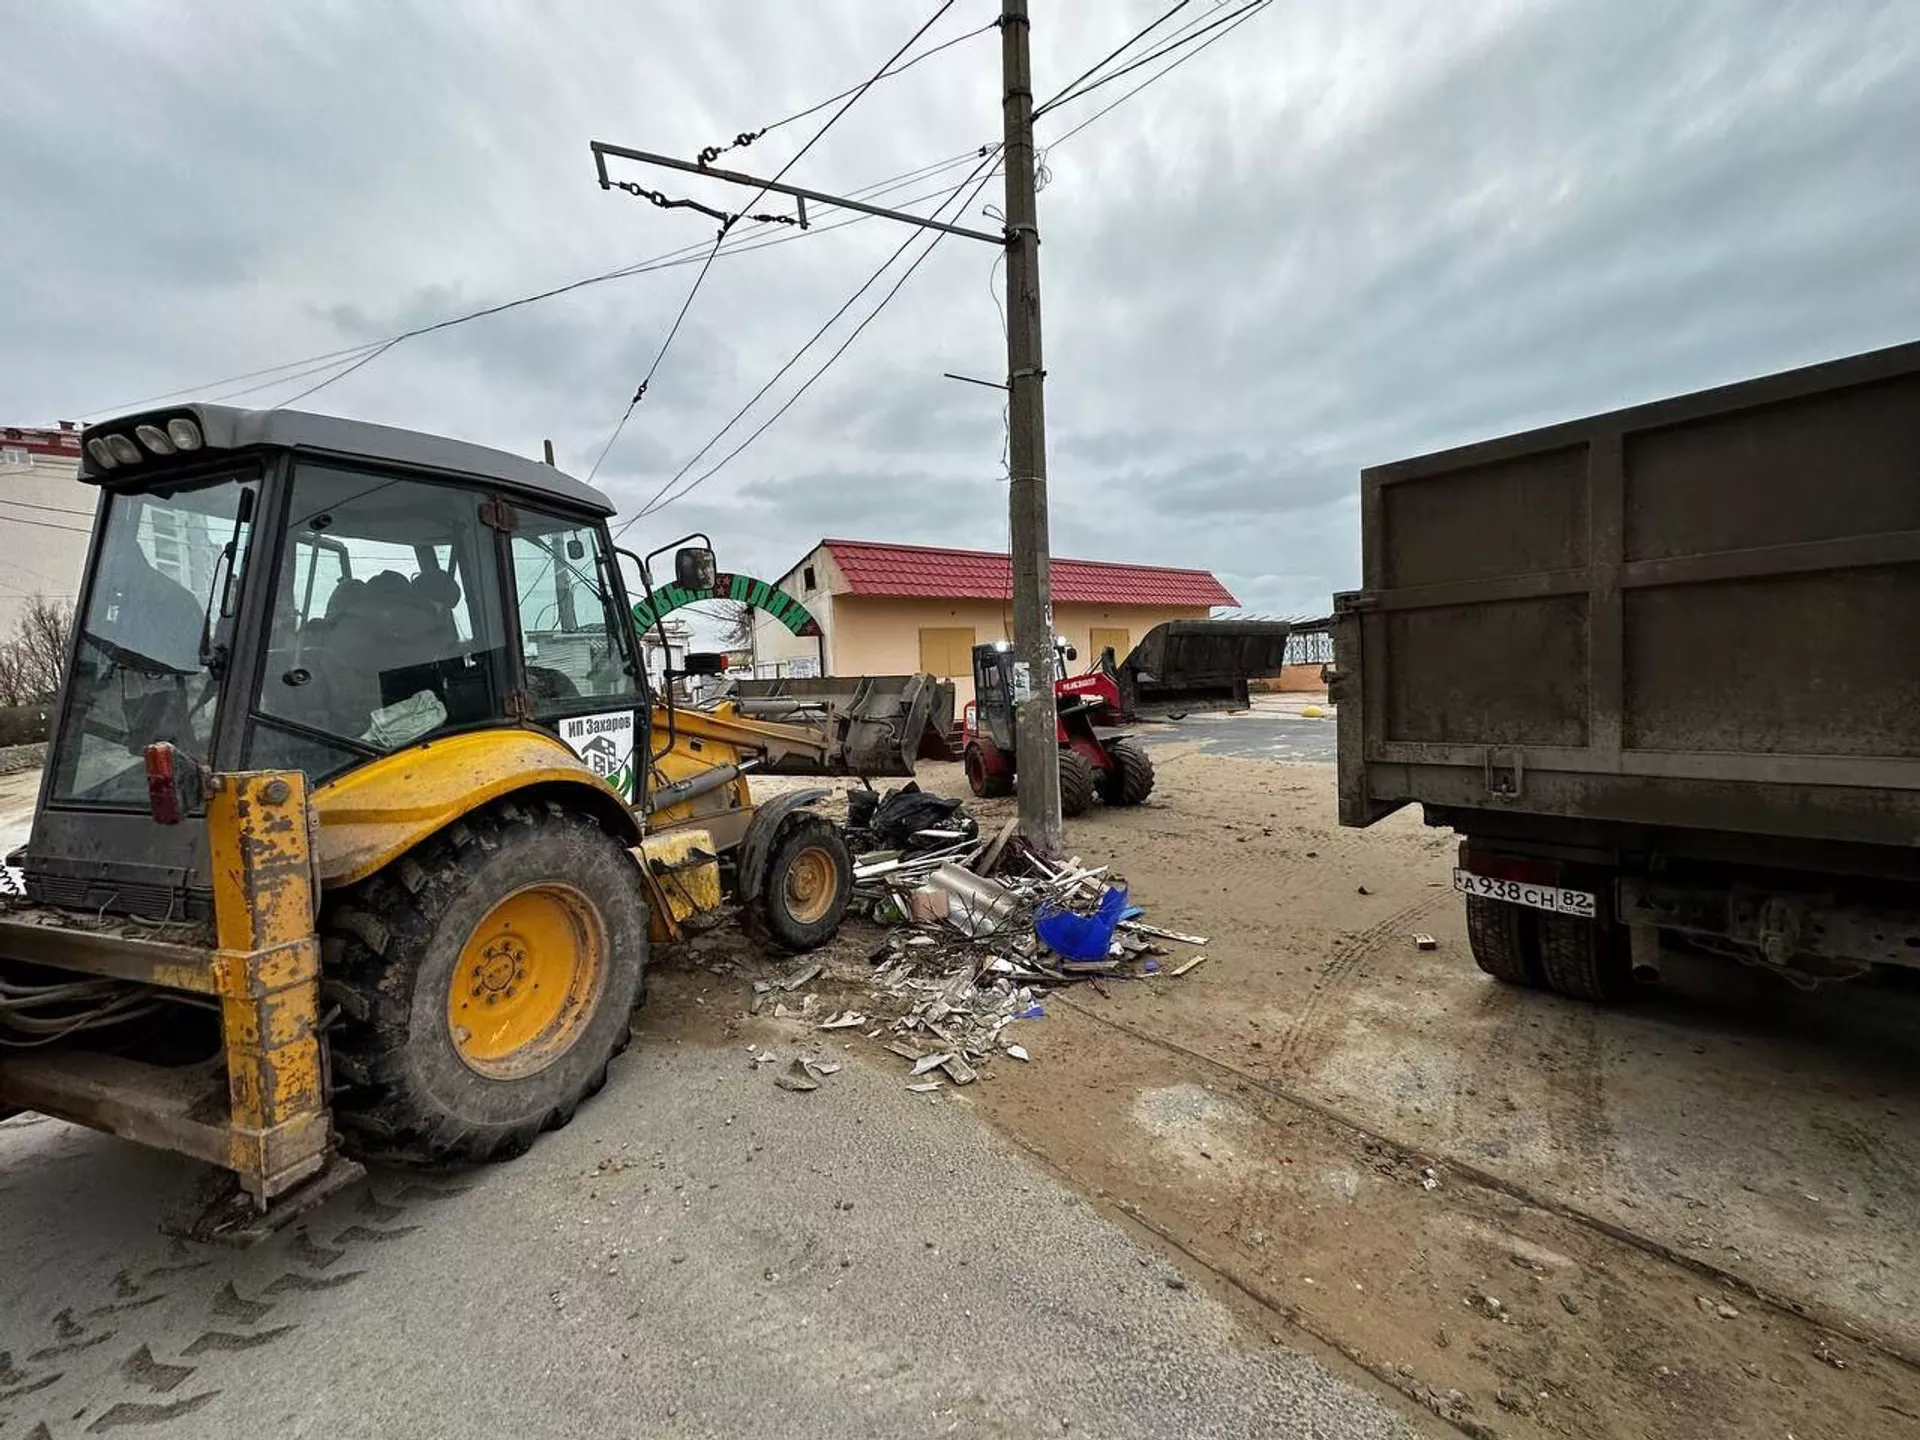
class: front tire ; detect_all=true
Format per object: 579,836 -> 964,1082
1058,748 -> 1096,817
322,799 -> 649,1165
1096,739 -> 1155,806
747,814 -> 852,952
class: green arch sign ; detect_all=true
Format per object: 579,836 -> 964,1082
632,571 -> 823,637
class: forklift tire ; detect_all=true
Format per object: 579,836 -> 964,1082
1096,739 -> 1156,807
747,814 -> 853,953
964,741 -> 1013,799
1464,896 -> 1541,988
1058,748 -> 1096,818
321,798 -> 649,1166
1537,910 -> 1632,1004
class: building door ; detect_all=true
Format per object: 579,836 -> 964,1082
1089,627 -> 1131,664
917,626 -> 977,680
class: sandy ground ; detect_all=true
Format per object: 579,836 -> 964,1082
8,730 -> 1920,1437
732,740 -> 1920,1439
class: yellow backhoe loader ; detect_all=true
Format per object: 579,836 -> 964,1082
0,405 -> 934,1236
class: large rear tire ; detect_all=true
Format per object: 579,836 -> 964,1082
1096,739 -> 1156,806
1058,748 -> 1096,817
745,814 -> 852,953
1538,910 -> 1632,1003
964,740 -> 1013,799
322,798 -> 649,1165
1465,896 -> 1541,987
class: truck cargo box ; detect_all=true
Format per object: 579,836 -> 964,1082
1335,339 -> 1920,856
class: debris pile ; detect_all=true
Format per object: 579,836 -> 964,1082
839,797 -> 1209,1093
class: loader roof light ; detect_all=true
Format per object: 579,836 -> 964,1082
165,416 -> 203,451
105,433 -> 142,466
994,640 -> 1013,652
85,436 -> 120,469
133,423 -> 175,456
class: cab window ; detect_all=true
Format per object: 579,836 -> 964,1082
508,514 -> 637,708
248,465 -> 507,779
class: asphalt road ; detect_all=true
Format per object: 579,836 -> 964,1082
0,1040 -> 1418,1440
1135,707 -> 1337,764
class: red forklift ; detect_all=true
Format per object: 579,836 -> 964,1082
961,620 -> 1292,816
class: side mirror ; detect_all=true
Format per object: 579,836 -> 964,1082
682,651 -> 728,676
1065,646 -> 1078,662
566,538 -> 586,560
675,547 -> 717,591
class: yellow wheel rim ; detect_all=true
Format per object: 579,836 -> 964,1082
783,846 -> 838,926
448,883 -> 607,1079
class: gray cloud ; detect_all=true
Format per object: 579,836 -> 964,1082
3,0 -> 1917,618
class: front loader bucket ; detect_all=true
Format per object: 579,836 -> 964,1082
730,673 -> 954,776
1113,620 -> 1292,718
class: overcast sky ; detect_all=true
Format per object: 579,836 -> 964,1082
5,0 -> 1917,622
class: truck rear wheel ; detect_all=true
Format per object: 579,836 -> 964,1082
1465,896 -> 1541,987
1058,749 -> 1096,817
1538,911 -> 1632,1003
1096,739 -> 1156,806
322,799 -> 649,1165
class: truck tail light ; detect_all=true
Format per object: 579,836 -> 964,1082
145,743 -> 194,825
1459,844 -> 1561,886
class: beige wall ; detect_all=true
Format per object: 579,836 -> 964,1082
0,448 -> 88,635
830,595 -> 1213,707
745,544 -> 840,676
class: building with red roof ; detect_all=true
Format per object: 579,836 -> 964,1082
748,538 -> 1237,701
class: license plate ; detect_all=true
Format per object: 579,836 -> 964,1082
1452,868 -> 1596,918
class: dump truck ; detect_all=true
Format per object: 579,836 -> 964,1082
0,404 -> 931,1233
1332,338 -> 1920,1001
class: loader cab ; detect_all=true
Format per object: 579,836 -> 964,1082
24,405 -> 650,918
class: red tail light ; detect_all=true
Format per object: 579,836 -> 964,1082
145,743 -> 185,825
1459,843 -> 1560,886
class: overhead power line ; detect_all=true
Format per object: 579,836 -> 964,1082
0,512 -> 93,536
68,147 -> 991,422
1034,0 -> 1270,119
1049,0 -> 1273,144
625,149 -> 1004,527
698,17 -> 998,166
626,0 -> 1274,527
1035,0 -> 1194,115
637,162 -> 1004,524
586,0 -> 962,480
0,497 -> 95,519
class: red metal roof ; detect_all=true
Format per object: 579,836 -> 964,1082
820,538 -> 1236,607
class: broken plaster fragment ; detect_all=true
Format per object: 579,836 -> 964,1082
774,1060 -> 820,1093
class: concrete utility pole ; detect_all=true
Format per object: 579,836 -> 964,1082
588,0 -> 1065,851
998,0 -> 1063,855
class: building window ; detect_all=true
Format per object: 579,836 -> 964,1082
918,626 -> 976,679
1,447 -> 27,466
1089,627 -> 1131,661
802,564 -> 817,592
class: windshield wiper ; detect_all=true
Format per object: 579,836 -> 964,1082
198,487 -> 256,678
